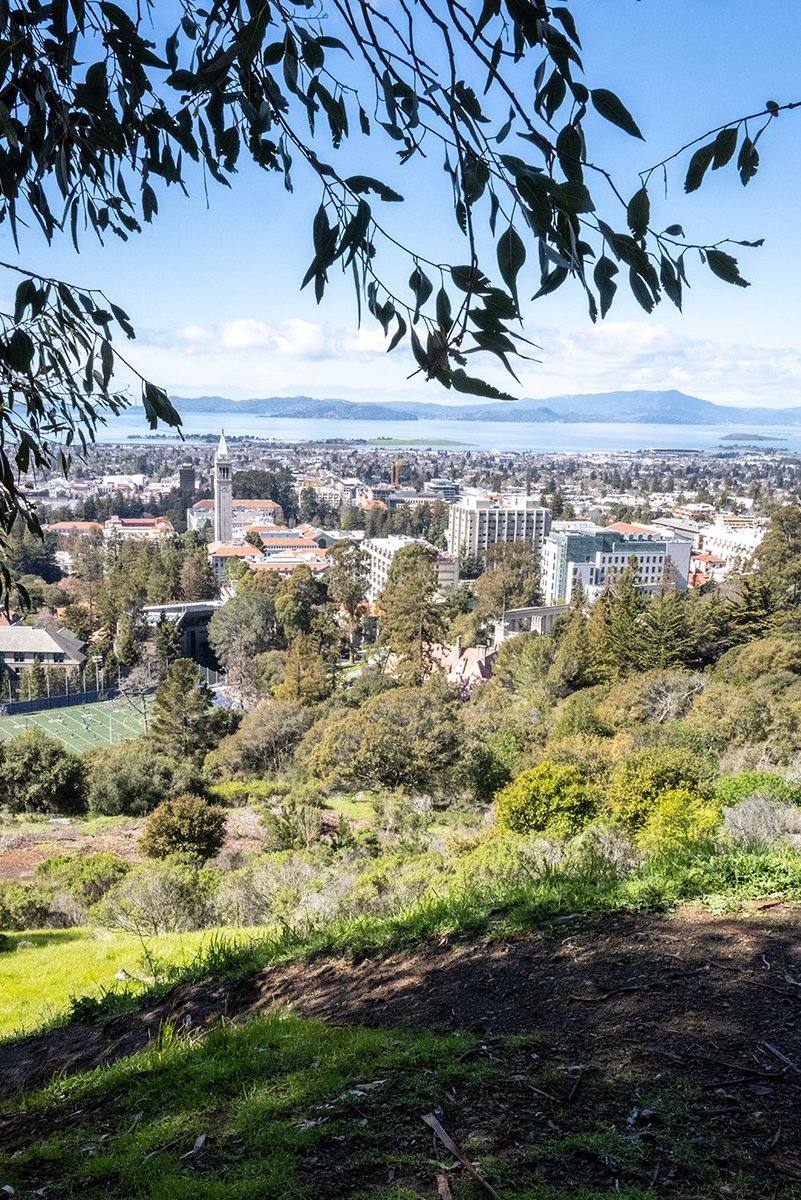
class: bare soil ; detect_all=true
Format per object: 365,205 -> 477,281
1,903 -> 799,1095
0,809 -> 263,880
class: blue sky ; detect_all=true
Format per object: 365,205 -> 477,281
6,0 -> 801,408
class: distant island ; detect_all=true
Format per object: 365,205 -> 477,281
171,389 -> 801,428
720,432 -> 782,442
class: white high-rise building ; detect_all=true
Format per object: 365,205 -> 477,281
213,431 -> 233,544
447,489 -> 552,557
363,535 -> 459,601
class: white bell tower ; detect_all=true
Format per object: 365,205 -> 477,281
213,431 -> 233,543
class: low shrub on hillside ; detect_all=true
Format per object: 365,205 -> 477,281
716,770 -> 801,808
0,880 -> 53,930
606,746 -> 716,833
636,788 -> 721,853
93,857 -> 220,935
36,851 -> 130,921
138,795 -> 226,863
495,761 -> 598,838
723,793 -> 801,849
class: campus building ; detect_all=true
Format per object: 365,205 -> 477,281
363,535 -> 459,601
447,489 -> 552,556
541,523 -> 693,606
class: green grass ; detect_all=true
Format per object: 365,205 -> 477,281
14,840 -> 798,1037
0,694 -> 152,750
324,796 -> 375,821
0,928 -> 248,1037
0,1013 -> 788,1199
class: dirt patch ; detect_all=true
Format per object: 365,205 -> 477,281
1,902 -> 801,1113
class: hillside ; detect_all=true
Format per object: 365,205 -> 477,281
172,389 -> 801,425
1,905 -> 800,1197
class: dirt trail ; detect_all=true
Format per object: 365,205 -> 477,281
2,903 -> 801,1105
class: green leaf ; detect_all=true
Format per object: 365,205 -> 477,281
712,126 -> 738,169
593,255 -> 618,318
5,329 -> 34,372
706,249 -> 750,288
626,186 -> 650,240
387,314 -> 407,353
451,265 -> 490,293
533,267 -> 568,299
628,267 -> 657,313
409,267 -> 432,323
448,368 -> 513,401
345,176 -> 403,202
664,224 -> 685,237
555,180 -> 595,214
497,225 -> 526,311
737,136 -> 759,185
659,255 -> 682,310
435,287 -> 452,331
684,142 -> 716,193
590,88 -> 643,139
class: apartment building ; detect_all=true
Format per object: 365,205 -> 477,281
447,489 -> 552,556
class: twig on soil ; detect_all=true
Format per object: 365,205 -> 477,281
760,1042 -> 801,1075
566,1068 -> 584,1103
421,1112 -> 506,1200
568,963 -> 712,1001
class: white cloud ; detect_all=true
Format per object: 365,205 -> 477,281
519,322 -> 801,407
132,313 -> 801,408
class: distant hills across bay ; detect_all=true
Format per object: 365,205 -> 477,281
174,390 -> 801,427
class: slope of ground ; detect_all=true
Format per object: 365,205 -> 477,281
1,904 -> 800,1198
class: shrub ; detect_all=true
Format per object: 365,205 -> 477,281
0,728 -> 86,815
262,800 -> 324,852
636,788 -> 722,853
495,761 -> 597,838
550,692 -> 613,740
716,770 -> 801,808
606,746 -> 716,833
36,851 -> 130,908
0,880 -> 52,930
94,857 -> 219,934
598,670 -> 706,728
138,794 -> 226,863
722,794 -> 801,850
86,741 -> 173,816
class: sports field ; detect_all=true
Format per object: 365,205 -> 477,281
0,695 -> 152,750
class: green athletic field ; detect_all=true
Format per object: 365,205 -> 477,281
0,695 -> 152,751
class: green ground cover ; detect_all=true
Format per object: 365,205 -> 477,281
5,840 -> 801,1039
0,1011 -> 785,1199
0,927 -> 244,1037
0,695 -> 152,750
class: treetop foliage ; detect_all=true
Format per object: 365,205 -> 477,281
0,0 -> 794,598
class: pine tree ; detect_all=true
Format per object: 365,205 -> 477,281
379,545 -> 446,683
180,551 -> 218,601
639,590 -> 695,670
550,606 -> 595,693
606,563 -> 646,677
276,634 -> 332,704
149,658 -> 220,762
586,588 -> 615,683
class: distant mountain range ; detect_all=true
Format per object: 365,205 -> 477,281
173,390 -> 801,427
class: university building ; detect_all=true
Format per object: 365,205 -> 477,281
447,490 -> 552,557
541,522 -> 693,606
